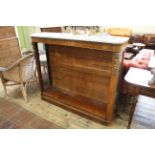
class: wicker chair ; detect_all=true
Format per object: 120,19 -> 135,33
0,53 -> 36,102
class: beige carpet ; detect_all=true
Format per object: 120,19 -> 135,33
1,81 -> 155,129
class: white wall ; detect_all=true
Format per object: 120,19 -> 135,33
128,26 -> 155,34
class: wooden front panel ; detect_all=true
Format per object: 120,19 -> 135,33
52,66 -> 110,103
0,26 -> 16,39
48,45 -> 113,103
49,45 -> 113,72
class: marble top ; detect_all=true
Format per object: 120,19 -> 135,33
31,32 -> 129,45
125,67 -> 153,88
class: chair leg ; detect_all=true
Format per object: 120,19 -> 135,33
34,71 -> 38,82
43,65 -> 47,74
1,78 -> 7,95
20,82 -> 28,102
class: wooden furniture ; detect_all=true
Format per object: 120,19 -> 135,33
107,28 -> 133,60
124,67 -> 155,128
0,26 -> 36,102
107,28 -> 132,37
40,27 -> 62,33
144,34 -> 155,49
31,32 -> 128,124
129,33 -> 155,50
40,27 -> 62,72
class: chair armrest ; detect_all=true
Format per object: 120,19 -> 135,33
0,67 -> 7,72
0,53 -> 34,72
22,50 -> 34,56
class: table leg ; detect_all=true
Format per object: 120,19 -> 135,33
127,96 -> 138,129
125,94 -> 130,111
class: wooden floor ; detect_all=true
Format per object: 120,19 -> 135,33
133,95 -> 155,128
0,99 -> 62,129
0,79 -> 155,129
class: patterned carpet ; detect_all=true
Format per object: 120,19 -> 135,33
0,80 -> 155,129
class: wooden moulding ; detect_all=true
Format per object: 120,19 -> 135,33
42,87 -> 108,124
32,37 -> 125,52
